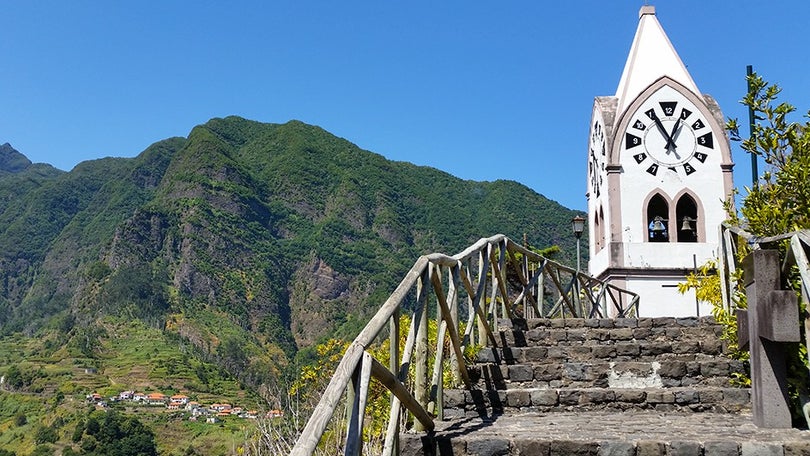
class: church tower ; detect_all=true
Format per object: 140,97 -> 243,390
587,6 -> 734,317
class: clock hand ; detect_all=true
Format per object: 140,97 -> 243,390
668,118 -> 682,146
651,115 -> 676,150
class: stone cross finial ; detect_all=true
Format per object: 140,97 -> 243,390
736,250 -> 800,428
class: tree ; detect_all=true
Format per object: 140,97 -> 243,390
726,73 -> 810,236
34,425 -> 58,444
78,410 -> 157,456
13,412 -> 26,427
683,72 -> 810,418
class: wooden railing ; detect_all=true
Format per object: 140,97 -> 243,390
717,223 -> 810,314
290,234 -> 639,456
717,222 -> 810,361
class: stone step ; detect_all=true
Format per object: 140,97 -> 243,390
400,411 -> 810,456
443,386 -> 750,419
469,359 -> 746,390
501,316 -> 720,332
478,339 -> 728,364
495,321 -> 725,350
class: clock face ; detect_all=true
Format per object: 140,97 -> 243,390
623,89 -> 714,177
589,116 -> 606,197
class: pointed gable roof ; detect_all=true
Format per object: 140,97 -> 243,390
614,6 -> 700,116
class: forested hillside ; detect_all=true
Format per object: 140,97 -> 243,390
0,118 -> 583,453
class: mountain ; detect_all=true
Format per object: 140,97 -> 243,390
0,117 -> 584,388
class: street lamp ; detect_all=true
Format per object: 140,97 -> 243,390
571,215 -> 586,273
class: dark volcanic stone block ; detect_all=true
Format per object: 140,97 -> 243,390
535,364 -> 563,382
672,341 -> 700,354
567,328 -> 587,341
564,363 -> 591,381
658,361 -> 687,378
467,438 -> 510,456
636,440 -> 666,456
722,388 -> 750,405
703,441 -> 740,456
668,440 -> 702,456
646,391 -> 675,404
652,317 -> 676,327
639,342 -> 671,356
506,390 -> 531,407
580,389 -> 615,404
614,318 -> 638,328
614,390 -> 646,403
674,389 -> 699,404
531,389 -> 558,406
513,438 -> 551,456
701,360 -> 730,377
615,343 -> 640,356
591,345 -> 616,358
598,441 -> 635,456
508,364 -> 534,382
633,327 -> 653,339
675,317 -> 699,327
741,442 -> 783,456
558,390 -> 581,405
549,440 -> 598,455
610,328 -> 635,340
444,389 -> 465,407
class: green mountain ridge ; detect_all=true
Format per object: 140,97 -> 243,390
0,115 -> 583,394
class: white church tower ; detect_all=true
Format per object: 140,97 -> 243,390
586,6 -> 734,317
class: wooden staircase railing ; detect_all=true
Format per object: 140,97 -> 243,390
717,223 -> 810,388
290,234 -> 640,456
718,223 -> 810,317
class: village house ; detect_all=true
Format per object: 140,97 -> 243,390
167,400 -> 184,410
170,394 -> 189,405
210,403 -> 232,413
147,392 -> 167,406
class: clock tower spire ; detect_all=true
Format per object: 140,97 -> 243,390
614,6 -> 699,116
586,6 -> 734,317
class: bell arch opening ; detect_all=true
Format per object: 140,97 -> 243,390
646,193 -> 669,242
676,194 -> 699,243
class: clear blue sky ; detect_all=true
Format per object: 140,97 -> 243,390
2,1 -> 808,211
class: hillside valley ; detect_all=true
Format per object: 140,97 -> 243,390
0,117 -> 584,454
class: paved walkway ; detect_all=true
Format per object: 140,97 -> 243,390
401,412 -> 810,455
434,411 -> 810,444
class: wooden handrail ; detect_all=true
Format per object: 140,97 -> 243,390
290,235 -> 640,455
719,223 -> 810,311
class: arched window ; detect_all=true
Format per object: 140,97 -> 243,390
676,194 -> 698,243
647,194 -> 669,242
598,206 -> 605,251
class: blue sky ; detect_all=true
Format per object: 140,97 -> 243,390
1,1 -> 808,211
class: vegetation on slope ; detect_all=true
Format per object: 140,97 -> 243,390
0,117 -> 584,453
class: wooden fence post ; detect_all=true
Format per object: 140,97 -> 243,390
413,268 -> 430,432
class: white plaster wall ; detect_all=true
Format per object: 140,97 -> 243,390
589,246 -> 610,276
622,242 -> 716,269
627,277 -> 713,317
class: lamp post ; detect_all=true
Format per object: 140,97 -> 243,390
571,215 -> 586,317
571,215 -> 586,273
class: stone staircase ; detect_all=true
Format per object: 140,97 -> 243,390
401,317 -> 810,455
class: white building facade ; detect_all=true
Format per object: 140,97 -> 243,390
587,6 -> 734,317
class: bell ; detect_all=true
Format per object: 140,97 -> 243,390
651,216 -> 666,232
681,216 -> 695,232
